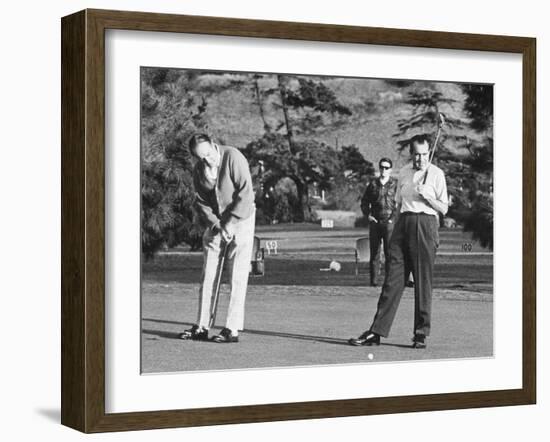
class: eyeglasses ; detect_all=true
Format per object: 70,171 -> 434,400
379,165 -> 391,170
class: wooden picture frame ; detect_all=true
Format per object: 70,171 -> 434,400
61,8 -> 536,433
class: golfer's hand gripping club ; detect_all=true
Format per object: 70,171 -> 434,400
221,223 -> 235,243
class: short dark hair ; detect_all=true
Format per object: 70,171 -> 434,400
408,134 -> 430,154
188,133 -> 212,154
379,157 -> 392,168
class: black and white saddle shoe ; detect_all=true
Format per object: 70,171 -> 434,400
348,331 -> 380,346
212,327 -> 239,343
412,334 -> 427,349
178,325 -> 208,341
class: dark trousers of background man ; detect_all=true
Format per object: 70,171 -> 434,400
369,213 -> 439,338
369,220 -> 394,286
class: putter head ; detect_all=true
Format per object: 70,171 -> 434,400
438,112 -> 446,127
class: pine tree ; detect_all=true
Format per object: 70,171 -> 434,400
456,84 -> 494,249
140,68 -> 207,258
245,75 -> 353,221
393,83 -> 494,249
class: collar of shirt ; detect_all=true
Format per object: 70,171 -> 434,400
378,176 -> 393,187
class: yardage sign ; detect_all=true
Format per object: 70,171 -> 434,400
321,219 -> 334,228
265,240 -> 278,255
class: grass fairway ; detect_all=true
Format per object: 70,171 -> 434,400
142,224 -> 493,373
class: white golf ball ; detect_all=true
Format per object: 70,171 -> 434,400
368,353 -> 374,360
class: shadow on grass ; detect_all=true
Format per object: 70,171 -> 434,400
142,322 -> 221,344
142,329 -> 185,340
142,318 -> 350,346
142,317 -> 413,348
378,342 -> 417,349
241,328 -> 351,346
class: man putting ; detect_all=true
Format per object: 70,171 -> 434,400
349,135 -> 448,349
361,157 -> 398,287
179,133 -> 255,343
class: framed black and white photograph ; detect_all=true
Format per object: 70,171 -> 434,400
139,66 -> 495,374
61,9 -> 536,433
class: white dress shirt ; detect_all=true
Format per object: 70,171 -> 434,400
397,163 -> 448,216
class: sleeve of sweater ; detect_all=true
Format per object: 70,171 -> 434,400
193,169 -> 221,230
222,149 -> 255,225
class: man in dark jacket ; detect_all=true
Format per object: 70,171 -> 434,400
361,157 -> 398,286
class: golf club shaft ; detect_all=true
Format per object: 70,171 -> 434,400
208,241 -> 229,329
422,115 -> 444,185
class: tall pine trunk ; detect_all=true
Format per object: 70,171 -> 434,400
293,178 -> 313,223
276,75 -> 295,155
277,75 -> 312,222
253,75 -> 271,133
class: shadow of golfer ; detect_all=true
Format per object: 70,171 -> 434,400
141,317 -> 351,346
240,328 -> 351,346
378,342 -> 417,349
142,329 -> 184,340
142,318 -> 416,348
241,329 -> 414,348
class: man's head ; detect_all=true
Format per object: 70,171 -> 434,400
188,133 -> 220,168
409,135 -> 431,171
378,157 -> 393,179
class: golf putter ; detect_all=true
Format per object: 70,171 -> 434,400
208,239 -> 230,329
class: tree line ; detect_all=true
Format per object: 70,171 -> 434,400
141,68 -> 493,258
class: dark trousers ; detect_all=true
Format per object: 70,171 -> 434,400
370,213 -> 439,338
369,221 -> 394,285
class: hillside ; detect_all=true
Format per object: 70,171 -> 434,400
140,67 -> 494,253
195,72 -> 470,170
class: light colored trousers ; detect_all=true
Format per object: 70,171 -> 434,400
197,213 -> 255,332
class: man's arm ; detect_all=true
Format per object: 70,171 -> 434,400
194,194 -> 221,231
389,178 -> 399,221
193,170 -> 221,231
417,169 -> 448,215
361,182 -> 379,222
422,196 -> 448,215
393,176 -> 403,222
221,149 -> 255,225
360,184 -> 371,218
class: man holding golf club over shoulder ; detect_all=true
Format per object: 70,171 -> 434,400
179,133 -> 256,344
349,129 -> 448,349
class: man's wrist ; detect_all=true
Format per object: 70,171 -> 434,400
221,221 -> 232,231
424,197 -> 445,214
221,221 -> 235,234
425,197 -> 437,211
